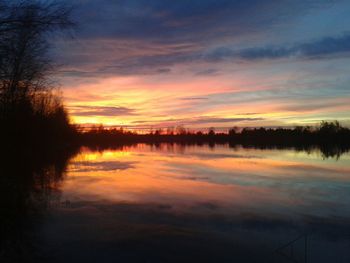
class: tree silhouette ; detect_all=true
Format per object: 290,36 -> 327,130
0,0 -> 75,145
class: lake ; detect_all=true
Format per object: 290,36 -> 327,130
2,144 -> 350,262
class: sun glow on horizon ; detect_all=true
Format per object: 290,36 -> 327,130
63,73 -> 350,129
55,0 -> 350,129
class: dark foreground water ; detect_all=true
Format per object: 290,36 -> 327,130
1,144 -> 350,262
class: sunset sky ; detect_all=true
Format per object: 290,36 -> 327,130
53,0 -> 350,130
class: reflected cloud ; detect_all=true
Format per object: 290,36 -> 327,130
3,144 -> 348,262
70,161 -> 136,172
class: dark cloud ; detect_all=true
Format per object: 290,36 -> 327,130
238,47 -> 292,60
178,97 -> 208,101
186,152 -> 261,160
188,117 -> 264,125
72,0 -> 329,42
58,32 -> 350,78
280,99 -> 347,112
207,33 -> 350,61
72,161 -> 136,172
69,105 -> 137,117
132,116 -> 263,126
194,68 -> 220,76
54,0 -> 344,77
298,33 -> 350,57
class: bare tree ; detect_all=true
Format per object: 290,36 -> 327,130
0,0 -> 73,111
0,0 -> 75,143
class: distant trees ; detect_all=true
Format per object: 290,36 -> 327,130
176,125 -> 187,135
319,121 -> 342,134
82,121 -> 349,139
208,127 -> 215,136
0,1 -> 75,144
79,121 -> 350,158
228,126 -> 239,136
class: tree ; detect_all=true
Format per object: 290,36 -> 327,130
208,127 -> 215,136
229,126 -> 239,136
0,0 -> 74,142
319,121 -> 341,134
0,0 -> 73,106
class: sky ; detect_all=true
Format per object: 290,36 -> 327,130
53,0 -> 350,130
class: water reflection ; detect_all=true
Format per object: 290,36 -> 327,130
0,147 -> 77,262
1,144 -> 350,262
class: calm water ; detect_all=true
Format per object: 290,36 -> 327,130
3,144 -> 350,262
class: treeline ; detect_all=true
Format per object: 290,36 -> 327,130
0,1 -> 76,148
80,121 -> 350,157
